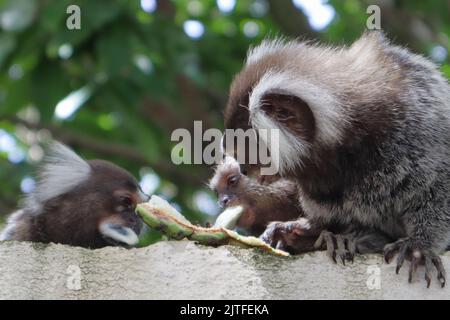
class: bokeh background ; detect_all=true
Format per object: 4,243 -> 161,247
0,0 -> 449,245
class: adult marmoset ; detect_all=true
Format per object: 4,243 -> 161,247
223,31 -> 450,287
0,142 -> 146,248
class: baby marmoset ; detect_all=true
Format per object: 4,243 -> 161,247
209,156 -> 317,253
0,142 -> 146,248
224,31 -> 450,287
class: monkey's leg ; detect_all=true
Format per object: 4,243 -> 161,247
352,230 -> 393,254
260,218 -> 320,254
384,237 -> 446,288
314,227 -> 396,265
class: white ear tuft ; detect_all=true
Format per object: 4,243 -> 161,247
251,109 -> 308,174
222,155 -> 240,171
246,37 -> 291,66
246,70 -> 348,173
0,210 -> 26,241
25,142 -> 91,212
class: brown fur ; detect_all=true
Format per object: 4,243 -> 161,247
210,157 -> 302,236
1,146 -> 144,248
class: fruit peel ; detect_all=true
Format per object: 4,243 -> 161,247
136,195 -> 289,257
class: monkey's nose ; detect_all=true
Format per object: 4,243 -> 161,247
138,189 -> 151,202
219,195 -> 231,207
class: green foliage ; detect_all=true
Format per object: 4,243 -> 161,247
0,0 -> 448,245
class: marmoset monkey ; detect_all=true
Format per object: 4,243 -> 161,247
223,31 -> 450,287
0,142 -> 146,248
209,156 -> 305,241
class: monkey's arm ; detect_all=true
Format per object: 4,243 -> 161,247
260,219 -> 393,259
237,177 -> 303,235
242,176 -> 299,207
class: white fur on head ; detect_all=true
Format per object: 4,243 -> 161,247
247,68 -> 346,173
250,69 -> 345,144
209,156 -> 240,190
25,142 -> 91,213
246,37 -> 300,66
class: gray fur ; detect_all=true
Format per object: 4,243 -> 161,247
225,32 -> 450,265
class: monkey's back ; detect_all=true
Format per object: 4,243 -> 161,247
299,36 -> 450,245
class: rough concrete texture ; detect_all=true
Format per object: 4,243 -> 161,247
0,240 -> 449,299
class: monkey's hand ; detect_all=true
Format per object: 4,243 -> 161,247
313,230 -> 356,265
260,219 -> 319,254
384,238 -> 446,288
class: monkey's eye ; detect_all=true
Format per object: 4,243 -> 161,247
227,175 -> 239,186
119,196 -> 134,211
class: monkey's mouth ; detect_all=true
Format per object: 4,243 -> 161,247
99,222 -> 140,247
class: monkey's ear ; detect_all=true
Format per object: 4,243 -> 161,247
99,221 -> 139,246
28,142 -> 91,206
260,93 -> 315,141
223,156 -> 241,173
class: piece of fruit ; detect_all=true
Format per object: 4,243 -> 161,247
136,195 -> 289,256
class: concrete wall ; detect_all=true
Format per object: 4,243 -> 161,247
0,241 -> 448,299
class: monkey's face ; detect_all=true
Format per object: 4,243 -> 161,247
42,159 -> 147,248
88,160 -> 146,247
97,187 -> 144,247
210,156 -> 243,208
223,40 -> 352,177
224,76 -> 316,178
215,173 -> 241,208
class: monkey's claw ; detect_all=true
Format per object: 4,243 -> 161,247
383,238 -> 446,288
314,231 -> 355,265
260,219 -> 315,253
260,220 -> 307,246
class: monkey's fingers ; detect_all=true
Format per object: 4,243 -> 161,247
275,240 -> 286,251
395,243 -> 409,274
383,237 -> 408,264
260,222 -> 282,247
344,236 -> 356,263
335,234 -> 356,265
313,231 -> 325,249
336,235 -> 347,265
314,231 -> 336,263
432,256 -> 446,288
410,250 -> 445,288
408,255 -> 419,284
424,256 -> 433,288
384,238 -> 447,288
260,220 -> 308,248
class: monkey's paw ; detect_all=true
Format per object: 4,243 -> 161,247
383,238 -> 446,288
260,219 -> 315,253
313,230 -> 355,265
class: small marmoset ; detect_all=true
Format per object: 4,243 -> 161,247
0,142 -> 146,248
209,156 -> 305,240
223,31 -> 450,287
